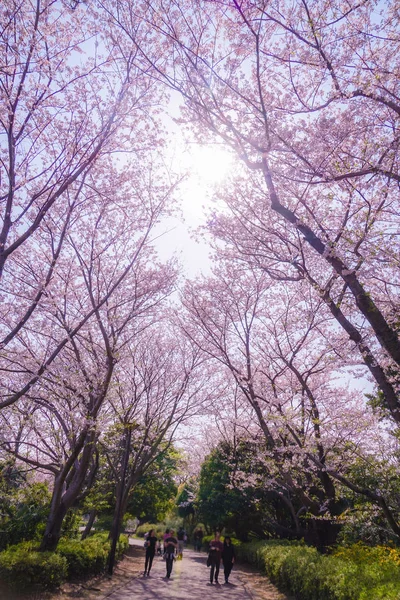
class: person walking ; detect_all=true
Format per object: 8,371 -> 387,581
157,536 -> 162,555
177,527 -> 185,558
143,529 -> 158,577
163,528 -> 170,554
222,536 -> 236,584
194,528 -> 204,551
208,531 -> 224,585
164,528 -> 178,579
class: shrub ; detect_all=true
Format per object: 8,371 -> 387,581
164,516 -> 184,531
236,540 -> 400,600
115,533 -> 129,559
0,541 -> 67,589
135,522 -> 165,538
60,508 -> 83,539
94,513 -> 114,531
0,533 -> 129,590
0,482 -> 51,551
58,535 -> 108,578
58,532 -> 128,578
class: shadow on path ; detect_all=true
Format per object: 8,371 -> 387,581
106,545 -> 251,600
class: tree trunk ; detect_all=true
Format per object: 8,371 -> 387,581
40,502 -> 68,551
81,509 -> 97,540
40,430 -> 98,551
108,426 -> 132,575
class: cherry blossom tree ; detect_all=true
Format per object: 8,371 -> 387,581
0,0 -> 164,381
0,159 -> 179,550
118,0 -> 400,425
180,264 -> 400,541
103,331 -> 210,573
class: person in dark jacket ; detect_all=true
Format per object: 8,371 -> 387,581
222,537 -> 236,584
164,529 -> 178,579
208,531 -> 224,584
194,528 -> 204,551
144,529 -> 158,576
177,527 -> 185,558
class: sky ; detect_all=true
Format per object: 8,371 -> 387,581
151,95 -> 235,279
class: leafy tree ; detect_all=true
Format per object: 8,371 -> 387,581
0,464 -> 50,550
338,456 -> 400,546
197,438 -> 345,544
176,479 -> 197,527
197,441 -> 267,540
127,448 -> 179,523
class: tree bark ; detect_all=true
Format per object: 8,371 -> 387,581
40,502 -> 68,552
81,509 -> 97,541
40,430 -> 98,551
261,159 -> 400,370
108,426 -> 132,575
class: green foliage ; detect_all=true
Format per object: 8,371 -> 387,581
176,479 -> 196,521
127,449 -> 179,523
0,541 -> 67,589
0,478 -> 51,551
115,533 -> 129,559
196,441 -> 294,540
197,445 -> 252,536
336,457 -> 400,546
0,533 -> 129,590
58,532 -> 128,578
94,512 -> 114,531
164,515 -> 184,530
60,508 -> 84,539
236,540 -> 400,600
58,535 -> 108,578
135,522 -> 165,538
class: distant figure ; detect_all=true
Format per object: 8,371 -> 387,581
177,527 -> 185,558
163,528 -> 170,554
194,527 -> 204,551
222,536 -> 236,584
164,528 -> 178,579
144,529 -> 158,577
208,531 -> 223,585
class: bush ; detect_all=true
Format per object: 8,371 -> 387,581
0,533 -> 130,590
94,513 -> 114,531
135,522 -> 165,538
0,482 -> 51,551
0,541 -> 67,589
236,540 -> 400,600
58,535 -> 108,578
58,532 -> 129,578
115,533 -> 129,559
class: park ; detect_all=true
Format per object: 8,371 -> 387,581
1,0 -> 400,598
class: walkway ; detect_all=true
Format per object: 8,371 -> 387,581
104,539 -> 289,600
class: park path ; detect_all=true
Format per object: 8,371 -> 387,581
103,539 -> 289,600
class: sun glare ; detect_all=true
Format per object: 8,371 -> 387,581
173,142 -> 236,222
185,144 -> 234,185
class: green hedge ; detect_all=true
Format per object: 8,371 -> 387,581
58,532 -> 128,578
236,540 -> 400,600
0,533 -> 129,590
135,522 -> 165,538
0,541 -> 67,589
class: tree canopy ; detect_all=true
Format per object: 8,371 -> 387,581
0,0 -> 399,564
